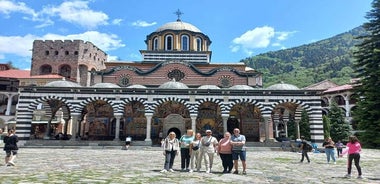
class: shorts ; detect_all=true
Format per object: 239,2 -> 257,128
232,150 -> 246,161
5,150 -> 18,157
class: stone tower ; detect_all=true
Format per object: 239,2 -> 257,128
31,40 -> 107,86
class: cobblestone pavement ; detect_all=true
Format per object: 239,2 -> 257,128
0,147 -> 379,184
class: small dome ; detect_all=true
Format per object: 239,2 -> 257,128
127,84 -> 147,89
159,80 -> 188,89
156,21 -> 201,33
198,85 -> 220,90
267,82 -> 299,90
91,83 -> 120,88
45,80 -> 81,87
229,85 -> 254,90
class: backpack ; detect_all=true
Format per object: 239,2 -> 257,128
305,142 -> 313,152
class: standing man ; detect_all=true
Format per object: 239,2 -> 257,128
230,128 -> 247,175
199,129 -> 218,173
299,136 -> 311,163
3,129 -> 18,166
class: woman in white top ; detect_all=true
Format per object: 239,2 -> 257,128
160,132 -> 180,172
199,130 -> 218,173
189,133 -> 202,172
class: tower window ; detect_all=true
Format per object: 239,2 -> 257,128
74,51 -> 79,55
65,51 -> 69,55
165,35 -> 173,51
181,35 -> 189,51
196,37 -> 202,51
55,51 -> 59,55
45,51 -> 49,56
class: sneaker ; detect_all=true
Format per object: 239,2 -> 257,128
160,169 -> 167,173
357,175 -> 363,179
189,169 -> 193,173
233,170 -> 239,174
181,168 -> 185,171
7,161 -> 15,166
169,169 -> 174,172
345,174 -> 351,178
242,171 -> 247,175
206,168 -> 210,173
333,162 -> 336,165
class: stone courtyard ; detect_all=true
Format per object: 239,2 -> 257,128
0,147 -> 379,184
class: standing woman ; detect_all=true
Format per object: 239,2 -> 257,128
340,135 -> 362,179
217,132 -> 233,173
160,132 -> 180,173
189,132 -> 202,172
179,129 -> 194,171
322,137 -> 336,164
3,129 -> 18,166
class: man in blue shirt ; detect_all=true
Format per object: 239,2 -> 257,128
230,128 -> 247,175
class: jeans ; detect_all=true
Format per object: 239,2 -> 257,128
300,150 -> 310,162
180,148 -> 190,169
325,148 -> 336,163
164,150 -> 177,170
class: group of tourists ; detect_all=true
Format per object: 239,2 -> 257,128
160,128 -> 247,175
299,135 -> 363,179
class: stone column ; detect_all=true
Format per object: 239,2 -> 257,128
190,114 -> 197,133
5,93 -> 16,115
114,113 -> 123,141
222,114 -> 229,133
145,113 -> 153,142
262,115 -> 271,142
70,113 -> 81,141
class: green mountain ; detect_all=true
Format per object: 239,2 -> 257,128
241,26 -> 367,88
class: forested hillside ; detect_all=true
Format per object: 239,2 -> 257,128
241,26 -> 367,88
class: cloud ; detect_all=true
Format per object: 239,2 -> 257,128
42,0 -> 109,29
0,31 -> 125,58
132,20 -> 157,27
112,19 -> 123,25
231,26 -> 297,56
0,0 -> 36,17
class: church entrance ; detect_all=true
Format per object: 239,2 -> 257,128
163,114 -> 185,139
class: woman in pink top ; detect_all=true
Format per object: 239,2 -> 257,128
217,132 -> 233,173
340,135 -> 362,179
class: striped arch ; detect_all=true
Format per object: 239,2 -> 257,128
117,97 -> 148,114
77,96 -> 118,113
27,95 -> 74,115
194,98 -> 224,114
150,97 -> 191,112
226,98 -> 265,113
269,99 -> 311,114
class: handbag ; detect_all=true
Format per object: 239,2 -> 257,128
192,141 -> 200,150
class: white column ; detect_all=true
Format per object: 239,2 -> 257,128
222,114 -> 229,133
70,113 -> 81,141
145,113 -> 152,142
262,115 -> 271,142
344,94 -> 350,117
5,93 -> 15,115
114,113 -> 122,141
190,114 -> 197,133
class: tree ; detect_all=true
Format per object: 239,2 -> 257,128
327,102 -> 350,142
352,0 -> 380,148
299,110 -> 310,140
323,115 -> 331,139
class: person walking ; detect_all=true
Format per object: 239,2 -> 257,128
335,140 -> 344,157
322,137 -> 336,164
340,135 -> 362,179
3,129 -> 18,166
199,129 -> 218,173
217,132 -> 233,173
189,132 -> 202,173
160,132 -> 180,173
231,128 -> 247,175
124,136 -> 132,150
179,129 -> 194,171
299,136 -> 310,163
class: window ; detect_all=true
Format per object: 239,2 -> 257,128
65,51 -> 69,55
55,51 -> 59,55
181,35 -> 189,51
153,37 -> 159,50
74,51 -> 79,55
45,51 -> 49,56
40,65 -> 52,75
59,65 -> 71,78
196,37 -> 202,51
165,35 -> 173,51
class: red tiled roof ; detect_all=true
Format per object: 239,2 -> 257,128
0,69 -> 63,79
323,84 -> 353,93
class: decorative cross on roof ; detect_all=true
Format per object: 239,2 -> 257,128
174,9 -> 183,21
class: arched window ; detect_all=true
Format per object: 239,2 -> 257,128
165,35 -> 173,51
59,65 -> 71,78
196,37 -> 203,51
40,65 -> 52,75
181,35 -> 189,51
153,37 -> 159,50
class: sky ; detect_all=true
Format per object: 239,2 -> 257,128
0,0 -> 374,70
